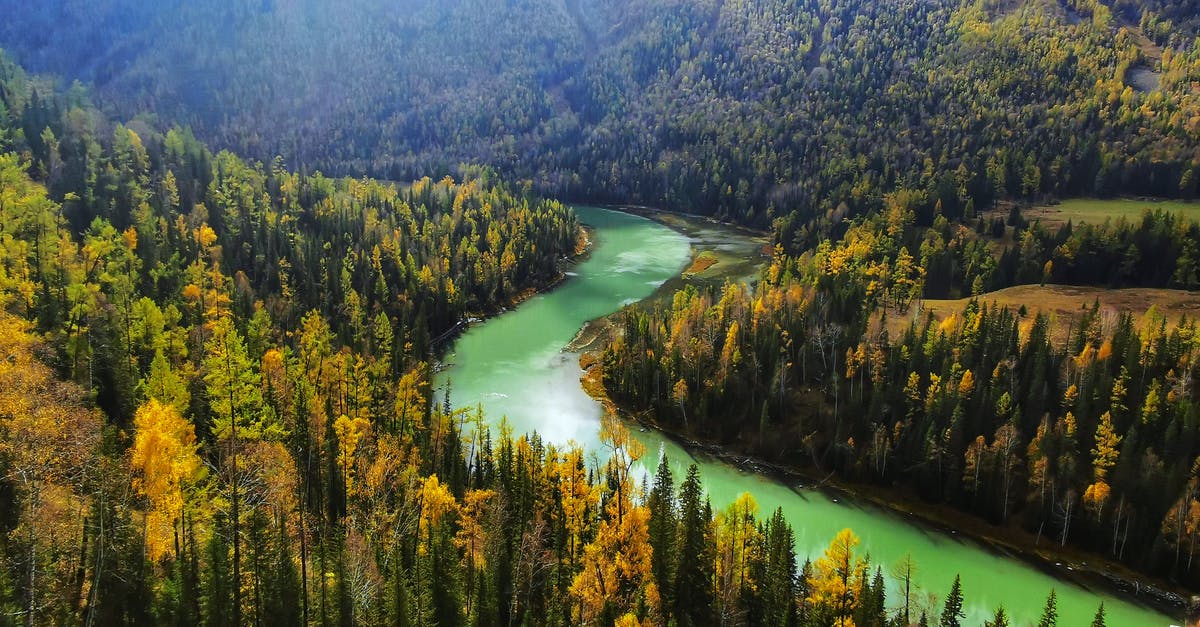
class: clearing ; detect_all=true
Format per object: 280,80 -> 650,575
880,284 -> 1200,342
1018,197 -> 1200,230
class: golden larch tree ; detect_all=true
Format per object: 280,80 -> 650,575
130,398 -> 204,561
807,528 -> 866,625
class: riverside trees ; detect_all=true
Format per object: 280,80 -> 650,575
602,206 -> 1200,585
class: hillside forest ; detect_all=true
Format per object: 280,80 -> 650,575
0,48 -> 1108,627
0,0 -> 1199,624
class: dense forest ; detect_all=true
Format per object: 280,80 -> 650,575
0,0 -> 1197,239
0,47 -> 1119,626
2,0 -> 1200,622
600,198 -> 1200,587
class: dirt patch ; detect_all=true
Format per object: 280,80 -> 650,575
579,352 -> 619,419
1127,65 -> 1162,93
881,284 -> 1200,342
1118,16 -> 1163,63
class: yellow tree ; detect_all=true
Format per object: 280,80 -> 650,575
393,366 -> 428,437
130,398 -> 204,561
556,446 -> 598,568
1027,417 -> 1055,513
807,528 -> 866,625
719,320 -> 742,387
890,247 -> 924,313
0,154 -> 65,314
963,435 -> 987,498
569,496 -> 660,625
1085,411 -> 1122,517
989,422 -> 1022,522
454,488 -> 495,619
715,493 -> 763,623
0,312 -> 102,623
413,474 -> 460,623
1163,469 -> 1200,573
571,415 -> 659,624
957,369 -> 975,398
672,378 -> 690,429
182,222 -> 231,323
334,414 -> 372,498
598,413 -> 646,522
417,475 -> 459,554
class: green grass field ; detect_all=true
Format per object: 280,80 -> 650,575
1024,197 -> 1200,229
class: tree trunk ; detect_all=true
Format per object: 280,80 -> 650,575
1059,496 -> 1073,547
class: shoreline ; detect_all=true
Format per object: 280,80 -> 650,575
432,223 -> 595,354
578,353 -> 1189,617
596,203 -> 773,238
567,204 -> 771,353
570,205 -> 1191,618
437,201 -> 1189,616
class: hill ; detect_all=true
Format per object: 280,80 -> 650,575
0,0 -> 1197,237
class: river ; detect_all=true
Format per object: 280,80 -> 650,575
435,206 -> 1174,625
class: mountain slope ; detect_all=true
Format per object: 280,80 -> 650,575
0,0 -> 1197,236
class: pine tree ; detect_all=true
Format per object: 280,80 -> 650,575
761,508 -> 798,626
985,606 -> 1010,627
1090,602 -> 1106,627
939,574 -> 965,627
853,566 -> 886,627
203,513 -> 235,627
261,516 -> 302,626
647,455 -> 676,614
1037,589 -> 1058,627
673,465 -> 716,626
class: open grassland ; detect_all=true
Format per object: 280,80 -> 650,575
1021,198 -> 1200,230
881,284 -> 1200,342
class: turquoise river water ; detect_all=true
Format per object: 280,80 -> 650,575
436,206 -> 1175,625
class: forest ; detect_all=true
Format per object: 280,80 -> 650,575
600,199 -> 1200,586
0,0 -> 1197,240
1,0 -> 1199,623
0,46 -> 1120,626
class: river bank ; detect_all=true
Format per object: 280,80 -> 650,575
567,205 -> 770,353
571,207 -> 1192,618
437,205 -> 1174,623
434,223 -> 595,352
580,358 -> 1188,616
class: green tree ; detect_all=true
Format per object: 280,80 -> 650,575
939,574 -> 965,627
1037,590 -> 1058,627
673,464 -> 715,626
647,455 -> 676,614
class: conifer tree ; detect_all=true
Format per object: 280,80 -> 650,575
673,465 -> 716,626
985,606 -> 1010,627
1037,590 -> 1058,627
647,455 -> 676,613
939,574 -> 965,627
